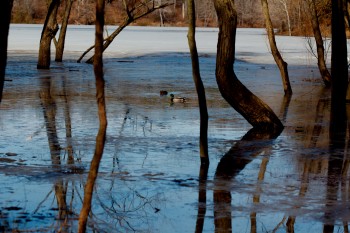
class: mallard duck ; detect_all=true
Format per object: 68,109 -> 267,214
170,94 -> 187,103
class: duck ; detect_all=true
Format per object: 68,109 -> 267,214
170,94 -> 187,103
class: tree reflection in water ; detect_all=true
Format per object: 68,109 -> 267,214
195,163 -> 209,233
39,75 -> 76,230
213,127 -> 281,232
287,88 -> 330,232
207,88 -> 350,233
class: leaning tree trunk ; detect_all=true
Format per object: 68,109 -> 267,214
307,0 -> 332,86
187,0 -> 209,165
55,0 -> 74,62
0,0 -> 13,102
37,0 -> 60,69
78,0 -> 107,231
261,0 -> 292,95
213,0 -> 283,133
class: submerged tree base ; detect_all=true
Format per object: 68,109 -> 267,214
213,0 -> 283,134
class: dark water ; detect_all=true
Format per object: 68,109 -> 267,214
0,52 -> 349,232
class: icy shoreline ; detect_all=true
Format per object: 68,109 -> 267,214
8,24 -> 318,65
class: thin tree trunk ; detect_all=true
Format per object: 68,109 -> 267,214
37,0 -> 60,69
307,0 -> 332,86
261,0 -> 292,95
187,0 -> 209,165
78,0 -> 107,231
0,0 -> 13,102
213,0 -> 283,133
55,0 -> 74,62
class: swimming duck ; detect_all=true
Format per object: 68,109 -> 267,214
170,94 -> 187,103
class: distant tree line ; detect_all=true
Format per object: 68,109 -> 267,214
10,0 -> 341,36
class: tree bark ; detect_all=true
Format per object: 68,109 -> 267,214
55,0 -> 74,62
78,0 -> 107,231
0,0 -> 13,102
330,0 -> 348,142
187,0 -> 209,165
213,0 -> 283,133
261,0 -> 292,95
307,0 -> 332,86
37,0 -> 60,69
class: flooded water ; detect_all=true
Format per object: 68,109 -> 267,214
1,26 -> 350,232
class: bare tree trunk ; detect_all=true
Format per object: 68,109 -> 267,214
330,0 -> 348,138
261,0 -> 292,95
0,0 -> 13,102
213,0 -> 283,133
78,0 -> 107,231
55,0 -> 74,62
307,0 -> 332,86
187,0 -> 209,165
37,0 -> 60,69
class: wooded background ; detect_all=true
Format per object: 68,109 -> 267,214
11,0 -> 334,36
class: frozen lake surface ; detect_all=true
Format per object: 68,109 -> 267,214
0,24 -> 349,232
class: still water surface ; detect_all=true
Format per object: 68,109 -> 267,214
0,50 -> 348,232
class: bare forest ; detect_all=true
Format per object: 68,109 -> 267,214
12,0 -> 333,36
